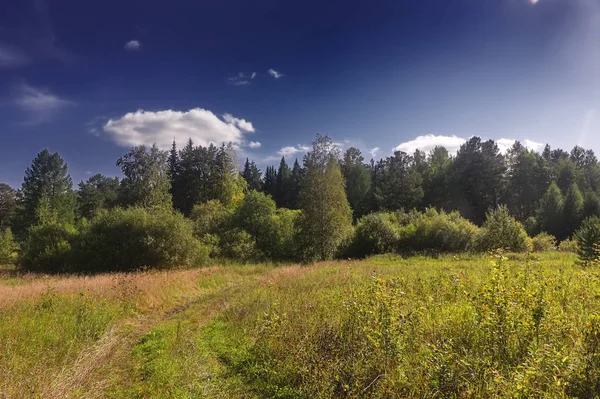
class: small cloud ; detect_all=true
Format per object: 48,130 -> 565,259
13,82 -> 73,124
0,43 -> 30,68
530,0 -> 539,4
369,147 -> 380,157
124,40 -> 141,51
228,72 -> 252,86
103,108 -> 256,150
278,145 -> 309,157
85,171 -> 92,175
395,134 -> 466,154
268,68 -> 284,79
248,141 -> 261,148
222,113 -> 255,133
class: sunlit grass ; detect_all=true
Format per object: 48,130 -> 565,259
3,252 -> 600,398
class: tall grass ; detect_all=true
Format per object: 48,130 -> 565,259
2,252 -> 600,398
209,252 -> 600,398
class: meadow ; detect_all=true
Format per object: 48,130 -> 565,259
1,251 -> 600,398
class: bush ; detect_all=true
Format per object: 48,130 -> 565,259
574,216 -> 600,264
472,206 -> 532,253
348,212 -> 401,258
190,200 -> 232,238
20,223 -> 79,273
523,216 -> 540,237
402,208 -> 479,253
220,229 -> 259,262
74,207 -> 208,272
558,239 -> 578,253
0,229 -> 18,265
531,232 -> 556,252
234,191 -> 300,260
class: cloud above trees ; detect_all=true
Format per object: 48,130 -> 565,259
103,108 -> 256,150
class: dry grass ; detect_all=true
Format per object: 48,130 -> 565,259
0,266 -> 231,311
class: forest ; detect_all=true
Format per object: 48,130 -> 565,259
1,133 -> 600,272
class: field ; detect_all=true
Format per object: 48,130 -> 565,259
1,252 -> 600,398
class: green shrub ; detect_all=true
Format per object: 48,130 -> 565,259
558,239 -> 578,253
523,216 -> 540,237
472,206 -> 532,253
189,200 -> 232,238
271,208 -> 301,260
20,223 -> 79,273
403,208 -> 479,253
349,212 -> 401,258
74,207 -> 208,272
531,232 -> 556,252
574,216 -> 600,264
220,229 -> 259,262
234,191 -> 300,260
0,228 -> 18,265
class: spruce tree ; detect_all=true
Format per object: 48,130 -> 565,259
298,134 -> 352,262
288,159 -> 303,209
242,158 -> 263,192
538,182 -> 564,239
263,165 -> 277,199
275,157 -> 291,207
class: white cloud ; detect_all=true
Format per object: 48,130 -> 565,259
268,68 -> 284,79
222,113 -> 255,133
369,147 -> 380,157
103,108 -> 256,150
124,40 -> 141,51
278,145 -> 309,157
0,44 -> 30,68
248,141 -> 261,148
496,138 -> 544,154
13,83 -> 72,123
395,134 -> 466,154
530,0 -> 539,4
228,72 -> 252,86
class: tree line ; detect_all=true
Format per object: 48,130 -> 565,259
0,134 -> 599,271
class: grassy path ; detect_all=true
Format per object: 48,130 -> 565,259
0,265 -> 274,398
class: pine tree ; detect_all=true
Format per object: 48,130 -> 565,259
563,183 -> 584,238
288,159 -> 303,209
449,137 -> 506,224
0,184 -> 16,231
275,157 -> 291,207
17,149 -> 76,234
298,134 -> 352,262
538,181 -> 564,239
376,151 -> 423,211
242,158 -> 263,192
77,174 -> 120,219
340,147 -> 371,218
422,146 -> 452,210
116,144 -> 172,209
505,149 -> 549,221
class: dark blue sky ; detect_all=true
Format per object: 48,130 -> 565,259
1,0 -> 599,188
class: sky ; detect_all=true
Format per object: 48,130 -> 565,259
1,0 -> 599,188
